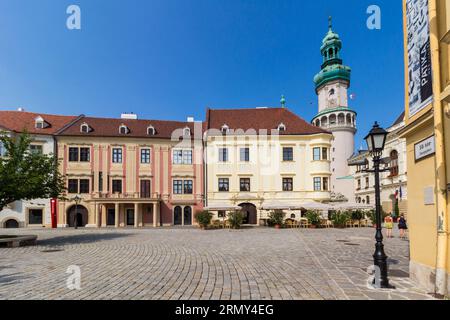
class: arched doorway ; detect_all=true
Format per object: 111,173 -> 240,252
4,219 -> 19,228
239,203 -> 257,225
174,206 -> 182,225
184,206 -> 192,226
67,205 -> 88,227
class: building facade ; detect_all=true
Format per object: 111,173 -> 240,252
0,110 -> 76,228
349,112 -> 408,216
204,107 -> 333,224
400,0 -> 449,296
55,113 -> 204,228
311,19 -> 356,202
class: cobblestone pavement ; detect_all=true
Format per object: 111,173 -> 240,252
0,226 -> 435,300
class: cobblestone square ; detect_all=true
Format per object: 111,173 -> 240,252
0,227 -> 435,300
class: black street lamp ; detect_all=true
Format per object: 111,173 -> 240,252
364,122 -> 394,289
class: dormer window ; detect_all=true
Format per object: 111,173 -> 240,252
183,127 -> 191,136
35,116 -> 47,129
221,124 -> 229,135
80,123 -> 90,133
119,124 -> 129,135
277,123 -> 286,132
147,125 -> 155,136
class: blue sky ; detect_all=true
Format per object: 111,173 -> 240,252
0,0 -> 404,148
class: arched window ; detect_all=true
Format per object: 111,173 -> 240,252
183,127 -> 191,136
328,48 -> 333,59
183,206 -> 192,226
119,125 -> 129,135
321,116 -> 328,127
174,206 -> 182,225
366,196 -> 370,205
390,150 -> 399,177
221,124 -> 229,135
80,123 -> 90,133
277,123 -> 286,132
315,119 -> 320,127
147,126 -> 155,136
338,113 -> 345,125
329,88 -> 335,97
329,114 -> 337,125
290,213 -> 296,219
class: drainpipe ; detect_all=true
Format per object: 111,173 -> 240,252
429,0 -> 448,296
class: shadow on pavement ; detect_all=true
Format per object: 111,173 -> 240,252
37,232 -> 132,246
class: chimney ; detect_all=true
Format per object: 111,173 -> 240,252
187,116 -> 195,122
17,107 -> 25,112
121,112 -> 138,120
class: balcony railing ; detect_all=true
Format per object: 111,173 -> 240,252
90,192 -> 161,200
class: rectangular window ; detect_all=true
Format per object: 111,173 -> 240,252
219,148 -> 228,162
183,180 -> 193,194
313,147 -> 321,161
218,210 -> 225,218
173,180 -> 183,194
112,148 -> 122,163
68,179 -> 78,193
99,172 -> 103,192
30,144 -> 43,154
80,147 -> 90,162
240,178 -> 251,192
173,150 -> 183,164
140,180 -> 151,198
69,147 -> 79,162
365,177 -> 370,189
323,177 -> 329,191
322,147 -> 328,161
141,149 -> 151,164
218,178 -> 229,192
282,147 -> 293,161
313,177 -> 322,191
182,150 -> 193,164
283,178 -> 293,191
28,209 -> 43,225
357,179 -> 361,190
240,148 -> 250,162
79,179 -> 90,194
112,180 -> 122,193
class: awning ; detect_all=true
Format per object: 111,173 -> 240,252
261,200 -> 292,210
293,201 -> 333,211
204,204 -> 241,211
331,202 -> 374,210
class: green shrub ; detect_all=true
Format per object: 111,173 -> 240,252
330,211 -> 350,228
228,210 -> 244,229
195,210 -> 213,229
367,208 -> 388,225
351,210 -> 365,221
305,210 -> 321,227
268,210 -> 286,227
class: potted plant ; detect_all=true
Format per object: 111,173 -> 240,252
330,211 -> 350,228
305,210 -> 321,228
227,210 -> 244,229
194,210 -> 213,230
268,210 -> 285,229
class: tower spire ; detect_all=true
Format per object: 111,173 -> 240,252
280,95 -> 286,108
328,16 -> 332,31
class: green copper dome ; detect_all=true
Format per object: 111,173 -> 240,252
313,17 -> 351,91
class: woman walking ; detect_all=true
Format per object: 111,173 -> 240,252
384,214 -> 394,238
398,214 -> 408,240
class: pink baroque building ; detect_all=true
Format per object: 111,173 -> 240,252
55,113 -> 204,228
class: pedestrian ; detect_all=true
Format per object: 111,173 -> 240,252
398,214 -> 408,240
384,214 -> 394,238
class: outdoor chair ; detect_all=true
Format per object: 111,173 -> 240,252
299,218 -> 310,228
345,220 -> 353,228
352,220 -> 360,228
320,219 -> 330,228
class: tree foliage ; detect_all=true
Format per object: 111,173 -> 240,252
0,133 -> 66,209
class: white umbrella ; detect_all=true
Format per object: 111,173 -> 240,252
204,204 -> 241,211
331,202 -> 374,210
294,201 -> 332,211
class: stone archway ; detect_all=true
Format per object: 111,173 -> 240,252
67,205 -> 89,227
3,219 -> 19,228
239,203 -> 257,225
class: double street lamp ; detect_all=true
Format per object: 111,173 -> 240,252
364,122 -> 394,289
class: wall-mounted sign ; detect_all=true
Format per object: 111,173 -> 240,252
424,186 -> 435,205
406,0 -> 433,117
415,135 -> 435,161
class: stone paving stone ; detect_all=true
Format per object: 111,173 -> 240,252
0,227 -> 435,300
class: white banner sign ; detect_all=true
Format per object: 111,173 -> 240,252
406,0 -> 433,117
415,135 -> 435,161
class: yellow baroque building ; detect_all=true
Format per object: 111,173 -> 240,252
204,107 -> 333,224
401,0 -> 450,295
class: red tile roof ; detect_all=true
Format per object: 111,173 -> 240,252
0,110 -> 77,135
205,107 -> 330,135
57,115 -> 201,139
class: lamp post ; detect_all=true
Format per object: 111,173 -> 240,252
364,122 -> 394,289
72,195 -> 81,229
